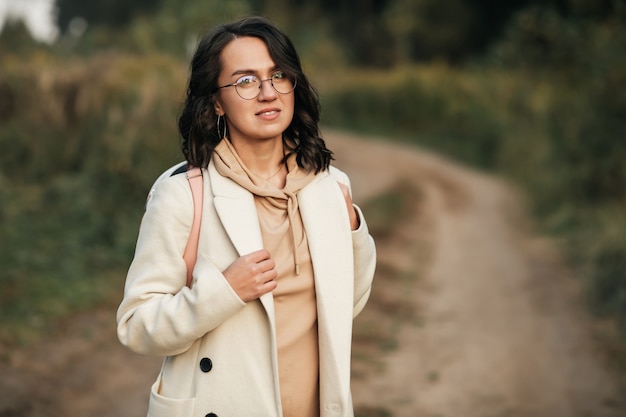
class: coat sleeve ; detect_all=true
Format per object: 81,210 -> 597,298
329,167 -> 377,318
116,175 -> 245,357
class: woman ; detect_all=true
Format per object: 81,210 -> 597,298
117,16 -> 376,417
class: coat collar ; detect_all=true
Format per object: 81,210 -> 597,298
208,159 -> 264,256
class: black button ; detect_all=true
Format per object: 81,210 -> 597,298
199,357 -> 213,373
205,413 -> 217,417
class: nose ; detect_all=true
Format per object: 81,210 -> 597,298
257,78 -> 277,100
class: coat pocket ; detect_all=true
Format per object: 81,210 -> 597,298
147,374 -> 196,417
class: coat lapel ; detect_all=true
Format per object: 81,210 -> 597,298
299,173 -> 355,403
299,172 -> 354,316
207,161 -> 276,325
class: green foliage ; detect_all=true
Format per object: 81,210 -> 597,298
0,53 -> 186,345
488,4 -> 626,208
320,66 -> 504,168
48,0 -> 556,66
0,19 -> 51,56
383,0 -> 483,62
56,0 -> 163,32
562,206 -> 626,332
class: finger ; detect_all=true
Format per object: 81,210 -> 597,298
256,258 -> 276,273
261,266 -> 278,282
245,249 -> 272,263
260,277 -> 278,292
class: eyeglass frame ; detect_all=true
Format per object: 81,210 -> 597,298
215,72 -> 297,100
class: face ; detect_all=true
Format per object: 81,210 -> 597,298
213,36 -> 295,147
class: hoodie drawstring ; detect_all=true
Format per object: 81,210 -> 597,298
285,192 -> 300,276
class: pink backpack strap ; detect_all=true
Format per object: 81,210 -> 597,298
183,167 -> 203,288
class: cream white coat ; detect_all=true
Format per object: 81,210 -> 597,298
117,159 -> 376,417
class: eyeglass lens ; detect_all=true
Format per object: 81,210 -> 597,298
235,74 -> 296,99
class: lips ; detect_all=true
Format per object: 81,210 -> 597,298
255,108 -> 280,116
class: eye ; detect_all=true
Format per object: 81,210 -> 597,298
235,75 -> 258,87
271,71 -> 286,80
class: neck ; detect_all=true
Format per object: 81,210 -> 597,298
228,135 -> 285,178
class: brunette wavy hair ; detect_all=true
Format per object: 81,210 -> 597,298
178,16 -> 333,173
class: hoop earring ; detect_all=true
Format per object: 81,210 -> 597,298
216,114 -> 227,139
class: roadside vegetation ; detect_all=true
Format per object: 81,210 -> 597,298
0,0 -> 624,372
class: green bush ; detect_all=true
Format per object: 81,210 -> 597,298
0,53 -> 185,345
320,66 -> 506,168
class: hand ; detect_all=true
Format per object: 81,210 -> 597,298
337,182 -> 360,231
222,249 -> 278,302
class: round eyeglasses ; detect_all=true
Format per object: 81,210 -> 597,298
216,71 -> 297,100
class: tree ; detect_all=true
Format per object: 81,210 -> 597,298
0,18 -> 42,55
55,0 -> 163,33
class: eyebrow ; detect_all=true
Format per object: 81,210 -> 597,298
230,66 -> 280,77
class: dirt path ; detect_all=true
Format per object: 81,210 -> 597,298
1,130 -> 624,416
327,130 -> 624,417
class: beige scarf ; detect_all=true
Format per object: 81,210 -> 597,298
212,138 -> 317,275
